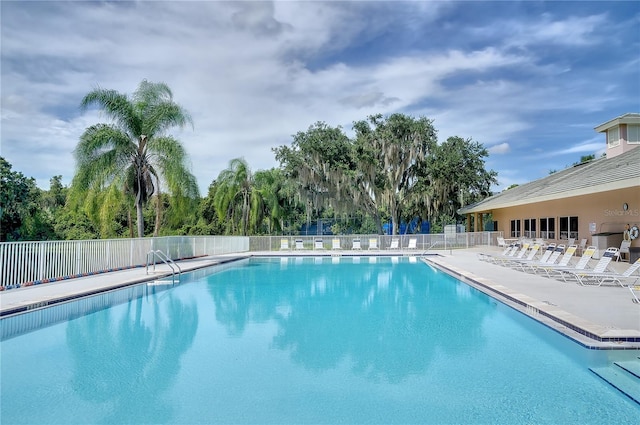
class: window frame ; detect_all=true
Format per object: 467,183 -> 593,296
523,218 -> 537,238
559,216 -> 578,240
607,127 -> 620,147
627,124 -> 640,144
539,217 -> 555,240
510,219 -> 521,238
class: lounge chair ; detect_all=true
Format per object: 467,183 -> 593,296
576,238 -> 587,256
616,240 -> 631,262
314,239 -> 325,250
500,242 -> 544,266
559,247 -> 619,285
534,238 -> 547,248
575,258 -> 640,288
533,245 -> 577,277
389,238 -> 399,249
352,238 -> 362,250
505,243 -> 551,267
295,239 -> 304,250
512,244 -> 562,272
630,283 -> 640,304
407,238 -> 418,250
541,246 -> 596,279
368,238 -> 379,250
332,238 -> 341,250
280,238 -> 290,250
479,242 -> 519,263
496,242 -> 533,266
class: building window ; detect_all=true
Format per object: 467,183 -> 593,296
627,124 -> 640,144
607,127 -> 620,147
559,216 -> 578,240
524,218 -> 536,238
510,219 -> 521,238
540,217 -> 555,240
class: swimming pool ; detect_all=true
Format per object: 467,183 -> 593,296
1,256 -> 639,424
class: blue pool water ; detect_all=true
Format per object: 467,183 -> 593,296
1,256 -> 639,424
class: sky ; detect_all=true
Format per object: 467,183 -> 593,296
2,1 -> 639,196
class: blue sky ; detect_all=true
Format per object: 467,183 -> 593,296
2,1 -> 639,195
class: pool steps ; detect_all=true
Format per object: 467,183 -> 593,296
589,358 -> 640,405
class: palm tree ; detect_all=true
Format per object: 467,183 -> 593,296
214,158 -> 262,235
71,80 -> 199,237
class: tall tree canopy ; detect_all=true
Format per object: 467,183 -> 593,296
213,158 -> 262,236
408,136 -> 497,230
71,80 -> 199,237
275,114 -> 496,235
352,114 -> 438,235
273,122 -> 358,225
0,157 -> 55,240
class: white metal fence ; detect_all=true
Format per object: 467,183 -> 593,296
0,232 -> 501,290
249,232 -> 502,252
0,236 -> 249,289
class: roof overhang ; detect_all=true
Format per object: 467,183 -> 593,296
459,177 -> 638,214
594,113 -> 640,133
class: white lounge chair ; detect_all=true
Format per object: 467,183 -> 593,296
534,238 -> 547,248
368,238 -> 379,250
497,242 -> 533,266
280,238 -> 290,250
352,239 -> 362,250
389,238 -> 399,249
314,239 -> 325,250
560,247 -> 619,285
480,242 -> 519,263
513,244 -> 563,272
332,238 -> 341,250
577,258 -> 640,288
542,246 -> 597,279
407,238 -> 417,250
630,283 -> 640,303
533,245 -> 577,277
616,240 -> 631,262
295,239 -> 304,250
576,238 -> 587,256
479,242 -> 517,262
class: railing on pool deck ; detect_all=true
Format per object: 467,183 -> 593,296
0,232 -> 502,290
0,236 -> 249,290
249,231 -> 503,252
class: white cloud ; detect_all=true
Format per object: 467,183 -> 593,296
488,143 -> 511,155
1,1 -> 637,196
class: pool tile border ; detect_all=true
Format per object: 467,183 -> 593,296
425,257 -> 640,350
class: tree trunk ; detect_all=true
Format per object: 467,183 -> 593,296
153,190 -> 162,237
374,213 -> 383,235
127,209 -> 134,238
136,194 -> 145,238
390,202 -> 399,235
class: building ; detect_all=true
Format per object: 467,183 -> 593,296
459,113 -> 640,257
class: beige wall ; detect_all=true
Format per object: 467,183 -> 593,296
488,187 -> 640,247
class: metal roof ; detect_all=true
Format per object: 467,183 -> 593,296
459,147 -> 640,213
594,113 -> 640,133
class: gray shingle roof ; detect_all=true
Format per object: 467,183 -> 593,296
459,147 -> 640,213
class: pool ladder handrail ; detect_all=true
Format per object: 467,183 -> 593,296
146,250 -> 182,284
421,240 -> 442,256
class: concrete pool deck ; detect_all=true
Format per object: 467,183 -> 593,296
1,247 -> 639,348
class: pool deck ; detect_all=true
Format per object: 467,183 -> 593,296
1,247 -> 639,348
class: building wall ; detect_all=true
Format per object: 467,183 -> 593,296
489,186 -> 639,247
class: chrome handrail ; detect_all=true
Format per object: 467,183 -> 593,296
421,240 -> 442,256
146,250 -> 182,284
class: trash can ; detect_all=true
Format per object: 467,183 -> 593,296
630,247 -> 640,263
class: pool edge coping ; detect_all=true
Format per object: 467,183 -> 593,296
424,257 -> 640,350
